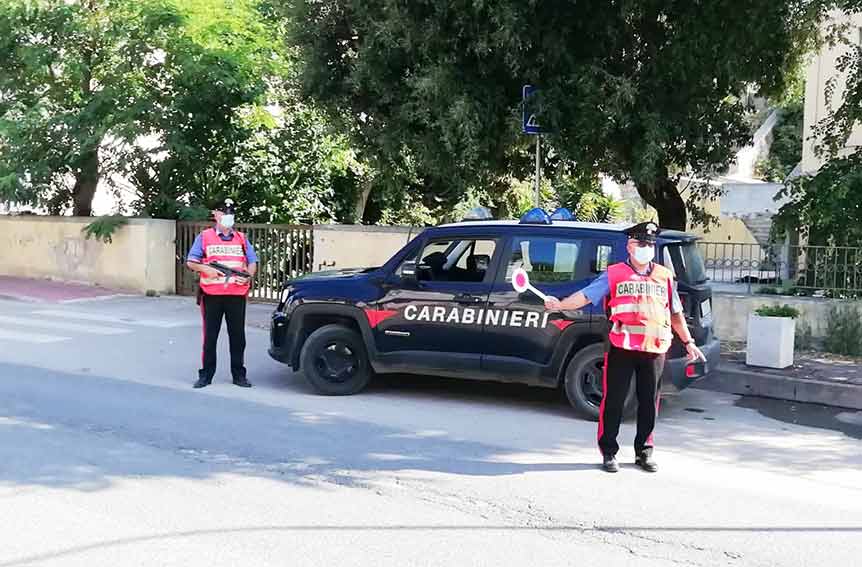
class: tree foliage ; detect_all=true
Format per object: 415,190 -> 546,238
774,153 -> 862,245
0,0 -> 187,215
774,1 -> 862,246
285,0 -> 833,229
756,102 -> 804,182
0,0 -> 363,222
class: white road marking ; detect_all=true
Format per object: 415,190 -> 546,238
0,315 -> 132,336
32,310 -> 197,328
0,328 -> 70,344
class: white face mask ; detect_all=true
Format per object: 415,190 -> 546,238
220,214 -> 235,229
633,245 -> 655,265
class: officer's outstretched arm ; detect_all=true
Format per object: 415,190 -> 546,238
544,292 -> 591,312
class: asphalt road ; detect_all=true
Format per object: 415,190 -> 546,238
0,295 -> 860,567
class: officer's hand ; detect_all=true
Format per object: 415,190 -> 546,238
686,342 -> 706,362
544,297 -> 563,311
202,266 -> 221,279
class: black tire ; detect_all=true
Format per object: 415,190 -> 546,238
299,324 -> 372,395
563,343 -> 636,421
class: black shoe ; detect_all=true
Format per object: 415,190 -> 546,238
602,454 -> 619,473
233,377 -> 252,388
635,453 -> 658,473
193,377 -> 212,389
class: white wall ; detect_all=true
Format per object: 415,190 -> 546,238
0,216 -> 176,293
803,10 -> 862,173
312,224 -> 423,272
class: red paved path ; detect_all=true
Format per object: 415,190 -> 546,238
0,276 -> 126,303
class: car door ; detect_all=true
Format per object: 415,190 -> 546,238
481,232 -> 613,382
374,236 -> 499,375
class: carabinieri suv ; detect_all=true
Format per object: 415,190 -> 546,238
269,211 -> 721,419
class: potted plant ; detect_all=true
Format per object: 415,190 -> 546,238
746,304 -> 800,369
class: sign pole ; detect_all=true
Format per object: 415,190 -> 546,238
534,134 -> 541,207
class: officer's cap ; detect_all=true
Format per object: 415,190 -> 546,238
624,221 -> 660,243
215,198 -> 237,215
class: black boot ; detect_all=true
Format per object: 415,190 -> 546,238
602,454 -> 619,473
233,377 -> 252,388
193,377 -> 212,389
635,452 -> 658,473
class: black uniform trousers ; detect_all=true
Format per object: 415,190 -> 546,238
198,293 -> 247,382
598,345 -> 665,458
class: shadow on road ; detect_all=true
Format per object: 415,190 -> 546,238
0,362 -> 598,493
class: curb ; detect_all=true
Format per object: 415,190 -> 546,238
695,367 -> 862,410
0,293 -> 41,303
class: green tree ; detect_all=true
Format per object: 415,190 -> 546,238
0,0 -> 325,221
0,0 -> 187,215
756,101 -> 804,182
284,0 -> 833,229
774,1 -> 862,247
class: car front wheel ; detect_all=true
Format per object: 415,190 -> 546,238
299,324 -> 372,395
563,343 -> 636,421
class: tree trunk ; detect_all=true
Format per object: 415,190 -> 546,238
72,42 -> 99,217
353,179 -> 373,224
635,175 -> 687,230
72,148 -> 99,216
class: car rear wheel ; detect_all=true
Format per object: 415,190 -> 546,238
300,324 -> 372,395
563,343 -> 636,421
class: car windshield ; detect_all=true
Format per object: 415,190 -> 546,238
663,242 -> 708,284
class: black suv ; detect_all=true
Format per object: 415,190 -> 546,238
269,216 -> 720,419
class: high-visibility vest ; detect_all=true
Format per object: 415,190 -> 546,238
199,228 -> 251,296
606,262 -> 674,354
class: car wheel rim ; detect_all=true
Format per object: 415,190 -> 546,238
314,342 -> 358,384
579,357 -> 605,408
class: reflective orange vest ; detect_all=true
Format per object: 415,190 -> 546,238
606,262 -> 673,354
199,228 -> 251,296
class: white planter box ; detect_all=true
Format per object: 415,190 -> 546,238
746,314 -> 795,369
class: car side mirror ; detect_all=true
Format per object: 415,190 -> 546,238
401,260 -> 418,282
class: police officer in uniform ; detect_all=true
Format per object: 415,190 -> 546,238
544,222 -> 705,473
186,199 -> 258,389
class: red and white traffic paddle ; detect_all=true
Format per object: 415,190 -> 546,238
512,268 -> 549,301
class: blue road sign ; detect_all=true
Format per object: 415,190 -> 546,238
522,85 -> 544,135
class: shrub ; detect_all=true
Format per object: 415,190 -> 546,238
81,215 -> 129,244
755,304 -> 800,318
823,305 -> 862,356
795,320 -> 815,350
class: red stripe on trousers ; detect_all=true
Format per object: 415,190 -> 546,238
597,352 -> 609,454
199,298 -> 206,367
647,391 -> 662,446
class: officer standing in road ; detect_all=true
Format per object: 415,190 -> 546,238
544,222 -> 705,473
186,199 -> 258,389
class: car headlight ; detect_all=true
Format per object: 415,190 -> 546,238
280,287 -> 293,306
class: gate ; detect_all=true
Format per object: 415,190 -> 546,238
176,222 -> 314,302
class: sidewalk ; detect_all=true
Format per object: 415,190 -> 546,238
695,342 -> 862,410
0,275 -> 130,303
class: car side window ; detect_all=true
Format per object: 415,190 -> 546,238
395,240 -> 453,276
416,238 -> 496,283
594,243 -> 613,273
505,236 -> 587,284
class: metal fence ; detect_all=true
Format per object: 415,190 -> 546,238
697,241 -> 862,296
176,222 -> 314,302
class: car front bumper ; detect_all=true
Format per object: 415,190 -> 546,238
268,310 -> 293,365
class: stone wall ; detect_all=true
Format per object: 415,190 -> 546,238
0,216 -> 176,294
312,224 -> 424,271
713,292 -> 862,342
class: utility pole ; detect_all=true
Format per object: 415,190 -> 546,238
534,135 -> 541,207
